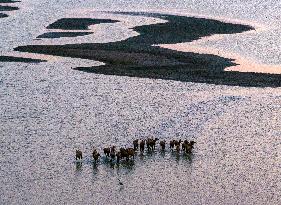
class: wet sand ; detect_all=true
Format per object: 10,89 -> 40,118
14,12 -> 281,87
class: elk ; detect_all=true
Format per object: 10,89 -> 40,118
110,146 -> 116,160
174,139 -> 182,147
127,148 -> 135,159
140,140 -> 145,152
103,147 -> 110,157
76,150 -> 83,160
133,139 -> 139,151
120,148 -> 129,161
176,144 -> 181,153
160,140 -> 166,151
170,140 -> 175,149
182,140 -> 189,151
92,149 -> 100,162
185,141 -> 196,153
147,138 -> 159,150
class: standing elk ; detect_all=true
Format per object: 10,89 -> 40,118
140,140 -> 145,152
160,140 -> 166,151
92,149 -> 100,162
133,139 -> 139,151
103,147 -> 110,157
76,150 -> 83,160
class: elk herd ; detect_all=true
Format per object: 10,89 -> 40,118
75,138 -> 196,163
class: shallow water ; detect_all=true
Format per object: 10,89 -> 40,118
1,0 -> 281,204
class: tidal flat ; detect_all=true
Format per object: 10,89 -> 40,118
15,12 -> 281,87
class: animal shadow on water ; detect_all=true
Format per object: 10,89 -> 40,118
75,161 -> 83,174
138,149 -> 158,163
116,160 -> 135,176
74,137 -> 196,179
145,148 -> 157,156
92,163 -> 99,176
75,161 -> 82,169
99,154 -> 135,171
170,150 -> 193,164
182,153 -> 193,164
112,160 -> 136,187
92,161 -> 98,169
174,151 -> 181,163
159,150 -> 166,158
117,160 -> 135,170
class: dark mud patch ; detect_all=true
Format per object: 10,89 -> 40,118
37,32 -> 93,39
0,5 -> 18,11
0,1 -> 20,19
0,13 -> 8,18
46,18 -> 119,30
0,56 -> 46,63
75,63 -> 281,87
15,12 -> 281,87
0,0 -> 20,3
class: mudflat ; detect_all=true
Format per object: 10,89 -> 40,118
14,12 -> 281,87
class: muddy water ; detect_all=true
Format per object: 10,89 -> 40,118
1,0 -> 281,204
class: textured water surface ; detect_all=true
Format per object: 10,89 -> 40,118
1,0 -> 281,204
1,60 -> 281,204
